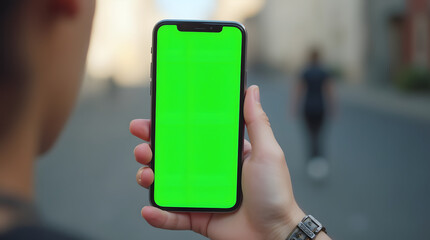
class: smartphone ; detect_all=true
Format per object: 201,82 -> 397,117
150,20 -> 247,212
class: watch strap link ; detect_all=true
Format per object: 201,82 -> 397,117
286,215 -> 326,240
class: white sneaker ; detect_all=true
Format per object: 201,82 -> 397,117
307,157 -> 330,180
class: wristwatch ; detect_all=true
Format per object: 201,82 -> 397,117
286,215 -> 326,240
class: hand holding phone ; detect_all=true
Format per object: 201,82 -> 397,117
131,86 -> 310,240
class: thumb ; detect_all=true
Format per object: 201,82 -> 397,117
244,85 -> 281,157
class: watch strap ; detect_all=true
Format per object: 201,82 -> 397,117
286,215 -> 326,240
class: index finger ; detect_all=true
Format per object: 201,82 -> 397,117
130,119 -> 151,141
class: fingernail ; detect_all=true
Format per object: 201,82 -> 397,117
254,86 -> 260,103
137,168 -> 143,183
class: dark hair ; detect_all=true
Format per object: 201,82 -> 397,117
0,0 -> 25,78
0,0 -> 28,139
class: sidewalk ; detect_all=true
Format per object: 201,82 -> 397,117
337,82 -> 430,123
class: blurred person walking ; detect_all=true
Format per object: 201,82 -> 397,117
294,49 -> 336,180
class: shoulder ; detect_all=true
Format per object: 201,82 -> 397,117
0,225 -> 84,240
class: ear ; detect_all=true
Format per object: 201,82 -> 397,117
49,0 -> 79,17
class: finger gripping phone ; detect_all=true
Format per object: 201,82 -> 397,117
150,20 -> 246,212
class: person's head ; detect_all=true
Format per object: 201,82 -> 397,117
308,48 -> 321,65
0,0 -> 95,154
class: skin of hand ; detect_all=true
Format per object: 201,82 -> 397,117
130,85 -> 307,240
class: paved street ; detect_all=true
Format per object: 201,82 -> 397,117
36,71 -> 430,240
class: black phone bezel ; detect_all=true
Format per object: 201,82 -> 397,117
150,20 -> 247,212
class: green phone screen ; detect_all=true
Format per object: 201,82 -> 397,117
153,24 -> 243,209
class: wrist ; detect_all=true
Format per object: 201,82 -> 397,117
270,203 -> 306,240
276,207 -> 332,240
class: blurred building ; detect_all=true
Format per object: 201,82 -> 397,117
247,0 -> 430,86
246,0 -> 367,83
86,0 -> 264,88
404,0 -> 430,69
85,0 -> 428,87
367,0 -> 430,85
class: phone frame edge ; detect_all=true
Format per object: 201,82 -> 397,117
150,19 -> 247,213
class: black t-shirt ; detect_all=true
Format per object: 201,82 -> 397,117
301,64 -> 330,115
0,226 -> 82,240
0,193 -> 84,240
